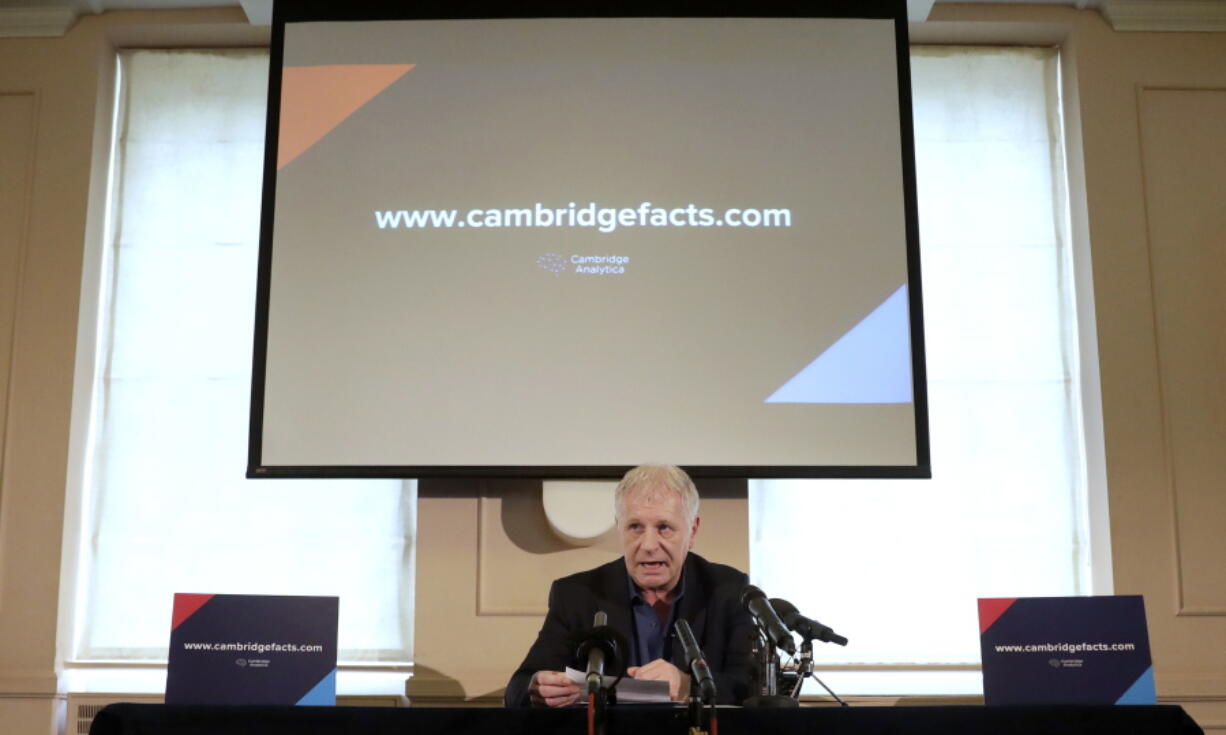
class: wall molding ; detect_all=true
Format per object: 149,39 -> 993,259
0,90 -> 38,612
0,671 -> 59,694
1166,698 -> 1226,732
1161,673 -> 1226,699
1101,1 -> 1226,32
1177,606 -> 1226,617
0,7 -> 78,38
475,495 -> 546,617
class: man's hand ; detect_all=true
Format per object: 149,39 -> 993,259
626,659 -> 692,702
529,670 -> 581,707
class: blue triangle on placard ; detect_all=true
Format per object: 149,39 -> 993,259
1115,666 -> 1157,705
765,284 -> 912,404
296,669 -> 337,706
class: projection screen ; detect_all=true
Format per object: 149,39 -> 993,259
249,0 -> 929,479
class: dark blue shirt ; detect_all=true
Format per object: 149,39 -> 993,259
627,572 -> 686,667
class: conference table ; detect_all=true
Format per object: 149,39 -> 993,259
90,702 -> 1203,735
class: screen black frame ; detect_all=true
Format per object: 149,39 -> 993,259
247,0 -> 930,480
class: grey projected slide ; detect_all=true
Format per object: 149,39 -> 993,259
259,17 -> 918,469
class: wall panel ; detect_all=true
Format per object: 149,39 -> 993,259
1137,88 -> 1226,616
0,91 -> 36,601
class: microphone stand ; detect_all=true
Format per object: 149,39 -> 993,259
780,640 -> 848,706
741,624 -> 797,708
586,669 -> 608,735
686,680 -> 716,735
586,688 -> 608,735
583,612 -> 614,735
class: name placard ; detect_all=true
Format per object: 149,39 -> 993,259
978,595 -> 1155,705
166,593 -> 339,705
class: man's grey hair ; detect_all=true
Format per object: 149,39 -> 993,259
613,464 -> 700,526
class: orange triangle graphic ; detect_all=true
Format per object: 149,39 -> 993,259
171,593 -> 215,630
977,597 -> 1017,634
278,64 -> 415,170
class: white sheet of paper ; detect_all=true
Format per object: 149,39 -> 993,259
564,667 -> 672,703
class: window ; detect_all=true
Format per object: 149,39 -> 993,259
67,49 -> 414,687
750,47 -> 1098,696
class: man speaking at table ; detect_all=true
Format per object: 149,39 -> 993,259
504,464 -> 755,706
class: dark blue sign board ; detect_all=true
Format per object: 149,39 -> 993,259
979,595 -> 1156,706
166,593 -> 339,705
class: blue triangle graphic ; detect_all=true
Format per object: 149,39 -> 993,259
1115,666 -> 1156,705
765,284 -> 912,404
296,669 -> 336,706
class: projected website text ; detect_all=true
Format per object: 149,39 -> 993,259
374,201 -> 793,234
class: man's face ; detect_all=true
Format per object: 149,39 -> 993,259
619,486 -> 700,595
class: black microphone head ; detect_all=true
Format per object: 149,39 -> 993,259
770,597 -> 811,638
673,618 -> 701,658
740,584 -> 767,607
769,598 -> 847,646
674,618 -> 717,702
569,625 -> 629,676
741,586 -> 796,654
769,597 -> 799,623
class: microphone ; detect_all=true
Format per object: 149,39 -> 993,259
770,598 -> 848,646
585,612 -> 607,693
674,618 -> 716,702
741,585 -> 796,654
571,611 -> 628,694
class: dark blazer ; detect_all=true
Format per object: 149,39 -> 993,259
503,553 -> 755,706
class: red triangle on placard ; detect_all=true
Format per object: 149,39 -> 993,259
171,593 -> 216,630
277,64 -> 415,170
978,598 -> 1017,634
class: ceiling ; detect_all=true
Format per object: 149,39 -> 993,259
0,0 -> 1112,23
1,0 -> 1224,35
1,0 -> 1106,7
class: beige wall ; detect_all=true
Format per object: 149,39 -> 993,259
0,5 -> 1222,733
1,12 -> 118,735
0,10 -> 265,734
1071,16 -> 1226,732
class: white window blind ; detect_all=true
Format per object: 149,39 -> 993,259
73,49 -> 415,666
750,47 -> 1092,694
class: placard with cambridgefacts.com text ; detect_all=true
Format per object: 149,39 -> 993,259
165,593 -> 339,705
978,595 -> 1156,706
